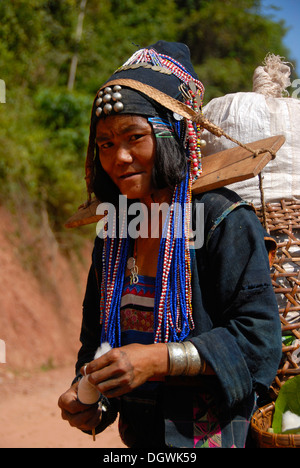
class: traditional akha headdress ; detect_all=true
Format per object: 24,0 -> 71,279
86,41 -> 205,196
87,41 -> 206,347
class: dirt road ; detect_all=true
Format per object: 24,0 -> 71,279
0,364 -> 125,448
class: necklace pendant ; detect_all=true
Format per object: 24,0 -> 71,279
130,265 -> 139,285
132,267 -> 139,285
127,257 -> 139,285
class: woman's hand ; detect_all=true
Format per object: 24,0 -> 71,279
58,382 -> 102,432
82,343 -> 169,398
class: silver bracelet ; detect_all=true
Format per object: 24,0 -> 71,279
182,341 -> 202,376
167,341 -> 202,376
167,342 -> 187,376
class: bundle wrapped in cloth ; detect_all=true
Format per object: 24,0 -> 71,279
202,54 -> 300,206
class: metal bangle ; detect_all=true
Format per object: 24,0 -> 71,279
167,341 -> 203,376
182,341 -> 202,376
167,342 -> 188,376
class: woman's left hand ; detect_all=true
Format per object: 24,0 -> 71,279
81,343 -> 168,398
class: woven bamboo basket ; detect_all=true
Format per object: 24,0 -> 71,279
251,402 -> 300,448
256,200 -> 300,397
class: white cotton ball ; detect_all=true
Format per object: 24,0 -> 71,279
282,410 -> 300,433
77,343 -> 112,405
77,375 -> 101,405
94,342 -> 111,359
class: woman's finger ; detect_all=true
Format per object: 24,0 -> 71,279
62,404 -> 102,431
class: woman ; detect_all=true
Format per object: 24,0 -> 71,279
58,41 -> 282,448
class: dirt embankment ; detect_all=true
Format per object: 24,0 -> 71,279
0,205 -> 89,371
0,205 -> 124,448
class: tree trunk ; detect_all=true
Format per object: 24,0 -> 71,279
67,0 -> 87,91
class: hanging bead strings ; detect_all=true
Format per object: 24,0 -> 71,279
178,83 -> 204,181
100,207 -> 130,347
99,173 -> 194,346
154,168 -> 194,343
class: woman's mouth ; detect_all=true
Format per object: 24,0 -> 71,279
119,172 -> 143,180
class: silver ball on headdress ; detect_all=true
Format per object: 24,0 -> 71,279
103,93 -> 112,103
103,103 -> 113,114
113,85 -> 122,92
113,101 -> 124,112
112,92 -> 122,101
96,97 -> 103,106
95,107 -> 103,117
104,87 -> 112,94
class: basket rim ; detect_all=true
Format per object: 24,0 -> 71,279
251,402 -> 275,430
251,402 -> 300,447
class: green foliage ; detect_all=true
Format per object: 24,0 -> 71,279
0,0 -> 293,250
0,0 -> 78,88
174,0 -> 290,102
272,376 -> 300,434
73,0 -> 178,93
0,86 -> 88,240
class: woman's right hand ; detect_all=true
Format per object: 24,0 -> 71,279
58,382 -> 102,432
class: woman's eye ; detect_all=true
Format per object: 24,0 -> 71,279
130,134 -> 144,141
100,142 -> 113,149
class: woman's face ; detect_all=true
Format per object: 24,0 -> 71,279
96,114 -> 156,201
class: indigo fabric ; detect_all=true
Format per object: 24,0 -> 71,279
74,187 -> 282,447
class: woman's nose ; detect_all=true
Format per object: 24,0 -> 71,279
115,144 -> 133,164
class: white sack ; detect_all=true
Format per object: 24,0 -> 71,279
201,56 -> 300,206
